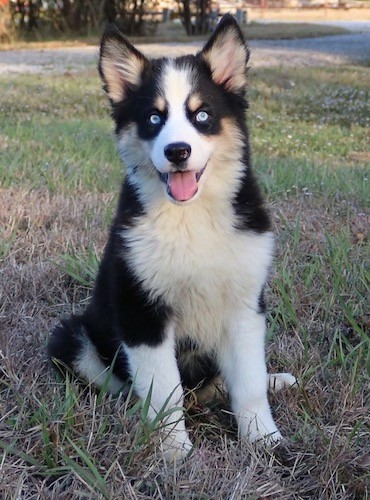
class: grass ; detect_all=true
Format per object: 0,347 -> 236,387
0,57 -> 369,497
244,22 -> 348,40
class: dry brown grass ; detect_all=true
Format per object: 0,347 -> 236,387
0,188 -> 112,262
1,187 -> 369,498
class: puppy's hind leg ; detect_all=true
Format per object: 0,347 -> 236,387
48,316 -> 124,394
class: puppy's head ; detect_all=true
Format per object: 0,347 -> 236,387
99,14 -> 249,205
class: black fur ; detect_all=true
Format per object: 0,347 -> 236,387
232,148 -> 271,233
258,290 -> 267,315
48,317 -> 87,373
177,339 -> 219,390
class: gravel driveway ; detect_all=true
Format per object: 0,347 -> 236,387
1,32 -> 370,75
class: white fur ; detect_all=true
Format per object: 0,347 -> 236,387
122,207 -> 273,349
151,63 -> 216,176
219,311 -> 281,443
73,333 -> 124,394
268,373 -> 298,392
124,329 -> 192,459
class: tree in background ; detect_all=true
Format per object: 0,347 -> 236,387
6,0 -> 214,38
9,0 -> 39,31
178,0 -> 212,35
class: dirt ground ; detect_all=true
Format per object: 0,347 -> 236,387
1,30 -> 370,75
248,7 -> 370,21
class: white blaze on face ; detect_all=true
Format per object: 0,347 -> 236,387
150,62 -> 215,175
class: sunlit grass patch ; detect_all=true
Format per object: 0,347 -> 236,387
256,156 -> 368,208
250,65 -> 370,127
248,65 -> 369,208
0,72 -> 122,192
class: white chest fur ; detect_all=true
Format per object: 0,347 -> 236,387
121,198 -> 274,348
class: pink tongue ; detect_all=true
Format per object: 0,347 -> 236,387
167,171 -> 198,201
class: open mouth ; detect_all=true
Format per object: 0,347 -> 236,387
159,167 -> 206,202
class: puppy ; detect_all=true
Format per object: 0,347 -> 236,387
48,14 -> 296,460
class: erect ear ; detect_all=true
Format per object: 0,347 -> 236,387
199,14 -> 249,93
99,24 -> 148,104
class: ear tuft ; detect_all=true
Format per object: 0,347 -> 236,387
200,14 -> 249,93
99,24 -> 147,104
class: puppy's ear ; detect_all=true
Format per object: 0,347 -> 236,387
99,24 -> 148,104
199,14 -> 249,93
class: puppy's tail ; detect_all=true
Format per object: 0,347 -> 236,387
48,316 -> 125,394
48,316 -> 86,374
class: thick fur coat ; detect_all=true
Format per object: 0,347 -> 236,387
48,15 -> 296,460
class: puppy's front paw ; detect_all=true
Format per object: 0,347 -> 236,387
247,424 -> 283,446
159,430 -> 193,462
268,372 -> 298,392
238,406 -> 283,446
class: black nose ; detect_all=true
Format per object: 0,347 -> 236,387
164,142 -> 191,165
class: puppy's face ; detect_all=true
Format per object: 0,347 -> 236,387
99,15 -> 249,205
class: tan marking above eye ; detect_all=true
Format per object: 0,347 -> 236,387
188,94 -> 203,112
154,96 -> 166,112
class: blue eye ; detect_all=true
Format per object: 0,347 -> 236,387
149,113 -> 162,126
195,110 -> 209,123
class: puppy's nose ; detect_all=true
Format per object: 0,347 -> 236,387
164,142 -> 191,165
